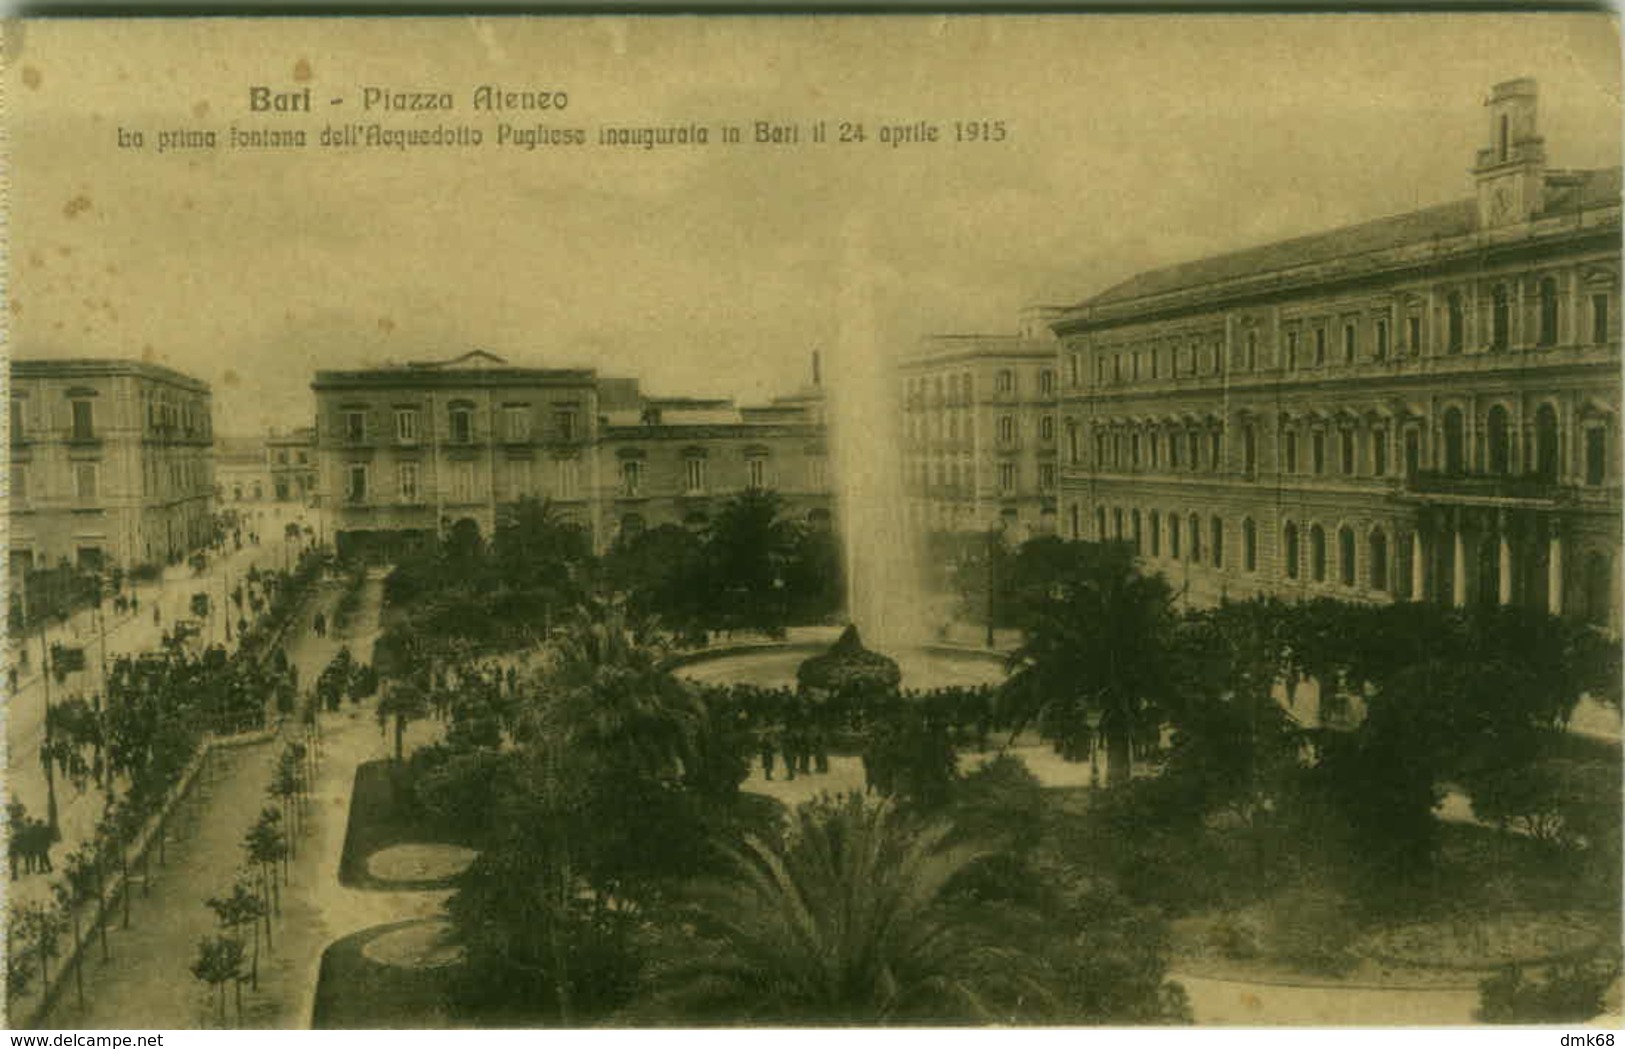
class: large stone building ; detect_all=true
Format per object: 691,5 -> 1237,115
266,427 -> 316,503
8,358 -> 215,576
1054,79 -> 1621,631
215,434 -> 273,505
312,350 -> 603,561
597,378 -> 831,546
312,349 -> 832,558
900,307 -> 1064,539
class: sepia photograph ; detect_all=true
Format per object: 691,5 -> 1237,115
2,12 -> 1621,1031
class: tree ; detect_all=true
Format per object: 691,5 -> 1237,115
376,678 -> 431,765
189,935 -> 246,1025
704,489 -> 800,635
207,877 -> 268,989
1001,541 -> 1180,786
637,792 -> 1049,1024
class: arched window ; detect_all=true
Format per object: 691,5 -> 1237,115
1491,284 -> 1510,350
1538,277 -> 1559,346
1149,511 -> 1162,556
1284,523 -> 1299,580
1338,526 -> 1356,586
1114,507 -> 1124,540
1189,513 -> 1202,563
1243,424 -> 1257,477
1310,525 -> 1327,582
1585,424 -> 1608,486
1447,292 -> 1465,353
1443,407 -> 1466,475
1132,510 -> 1143,554
1169,514 -> 1182,559
1487,405 -> 1511,475
1243,517 -> 1257,572
1369,530 -> 1389,591
1211,516 -> 1224,570
1095,507 -> 1107,541
1535,404 -> 1559,481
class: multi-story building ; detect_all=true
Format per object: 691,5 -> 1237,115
312,350 -> 602,561
8,358 -> 214,575
1054,79 -> 1621,631
900,306 -> 1064,539
312,349 -> 833,558
215,435 -> 272,504
266,427 -> 316,503
598,379 -> 831,545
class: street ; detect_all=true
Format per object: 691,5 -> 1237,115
5,503 -> 316,911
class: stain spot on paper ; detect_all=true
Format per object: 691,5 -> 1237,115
193,100 -> 210,119
63,195 -> 92,219
223,369 -> 240,387
21,66 -> 41,89
378,317 -> 396,335
293,58 -> 313,82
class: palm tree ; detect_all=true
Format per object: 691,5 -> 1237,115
1000,541 -> 1179,786
638,792 -> 1050,1024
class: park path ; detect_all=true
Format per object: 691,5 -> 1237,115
35,570 -> 444,1029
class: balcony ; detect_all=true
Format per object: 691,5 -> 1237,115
1404,469 -> 1570,506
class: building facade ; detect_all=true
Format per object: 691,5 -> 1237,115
215,435 -> 273,504
900,307 -> 1063,540
266,427 -> 316,503
312,350 -> 833,558
9,358 -> 215,576
598,384 -> 831,546
312,350 -> 603,561
1054,80 -> 1622,631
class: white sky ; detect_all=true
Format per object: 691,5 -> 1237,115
7,14 -> 1620,435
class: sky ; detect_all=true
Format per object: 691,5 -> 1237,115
6,14 -> 1621,436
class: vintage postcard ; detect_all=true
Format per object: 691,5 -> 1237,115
3,13 -> 1621,1033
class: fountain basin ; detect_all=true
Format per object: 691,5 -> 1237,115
673,637 -> 1007,690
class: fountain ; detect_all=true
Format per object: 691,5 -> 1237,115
676,215 -> 1004,692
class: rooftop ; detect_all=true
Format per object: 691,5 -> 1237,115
11,357 -> 211,393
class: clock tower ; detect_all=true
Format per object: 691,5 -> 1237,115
1474,78 -> 1547,229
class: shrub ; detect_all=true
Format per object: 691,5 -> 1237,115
1259,885 -> 1359,975
1478,953 -> 1621,1023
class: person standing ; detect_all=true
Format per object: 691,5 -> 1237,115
759,729 -> 776,781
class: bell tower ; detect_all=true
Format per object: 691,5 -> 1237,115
1474,78 -> 1547,229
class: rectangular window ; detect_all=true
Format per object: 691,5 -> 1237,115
344,410 -> 366,443
554,410 -> 578,442
621,459 -> 643,496
1373,431 -> 1389,477
74,462 -> 98,501
1340,430 -> 1355,475
71,399 -> 95,440
747,457 -> 767,490
1287,331 -> 1300,370
998,416 -> 1015,444
1284,431 -> 1298,474
1405,430 -> 1421,476
810,457 -> 827,491
1039,463 -> 1056,491
395,409 -> 419,444
398,462 -> 420,502
10,400 -> 24,444
999,462 -> 1016,493
1594,294 -> 1611,345
1343,323 -> 1356,364
449,408 -> 473,444
1039,370 -> 1055,396
346,463 -> 368,503
503,405 -> 531,442
685,457 -> 706,494
11,464 -> 26,502
555,458 -> 579,499
1315,327 -> 1327,366
1313,432 -> 1326,475
1375,318 -> 1389,361
1408,315 -> 1422,354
